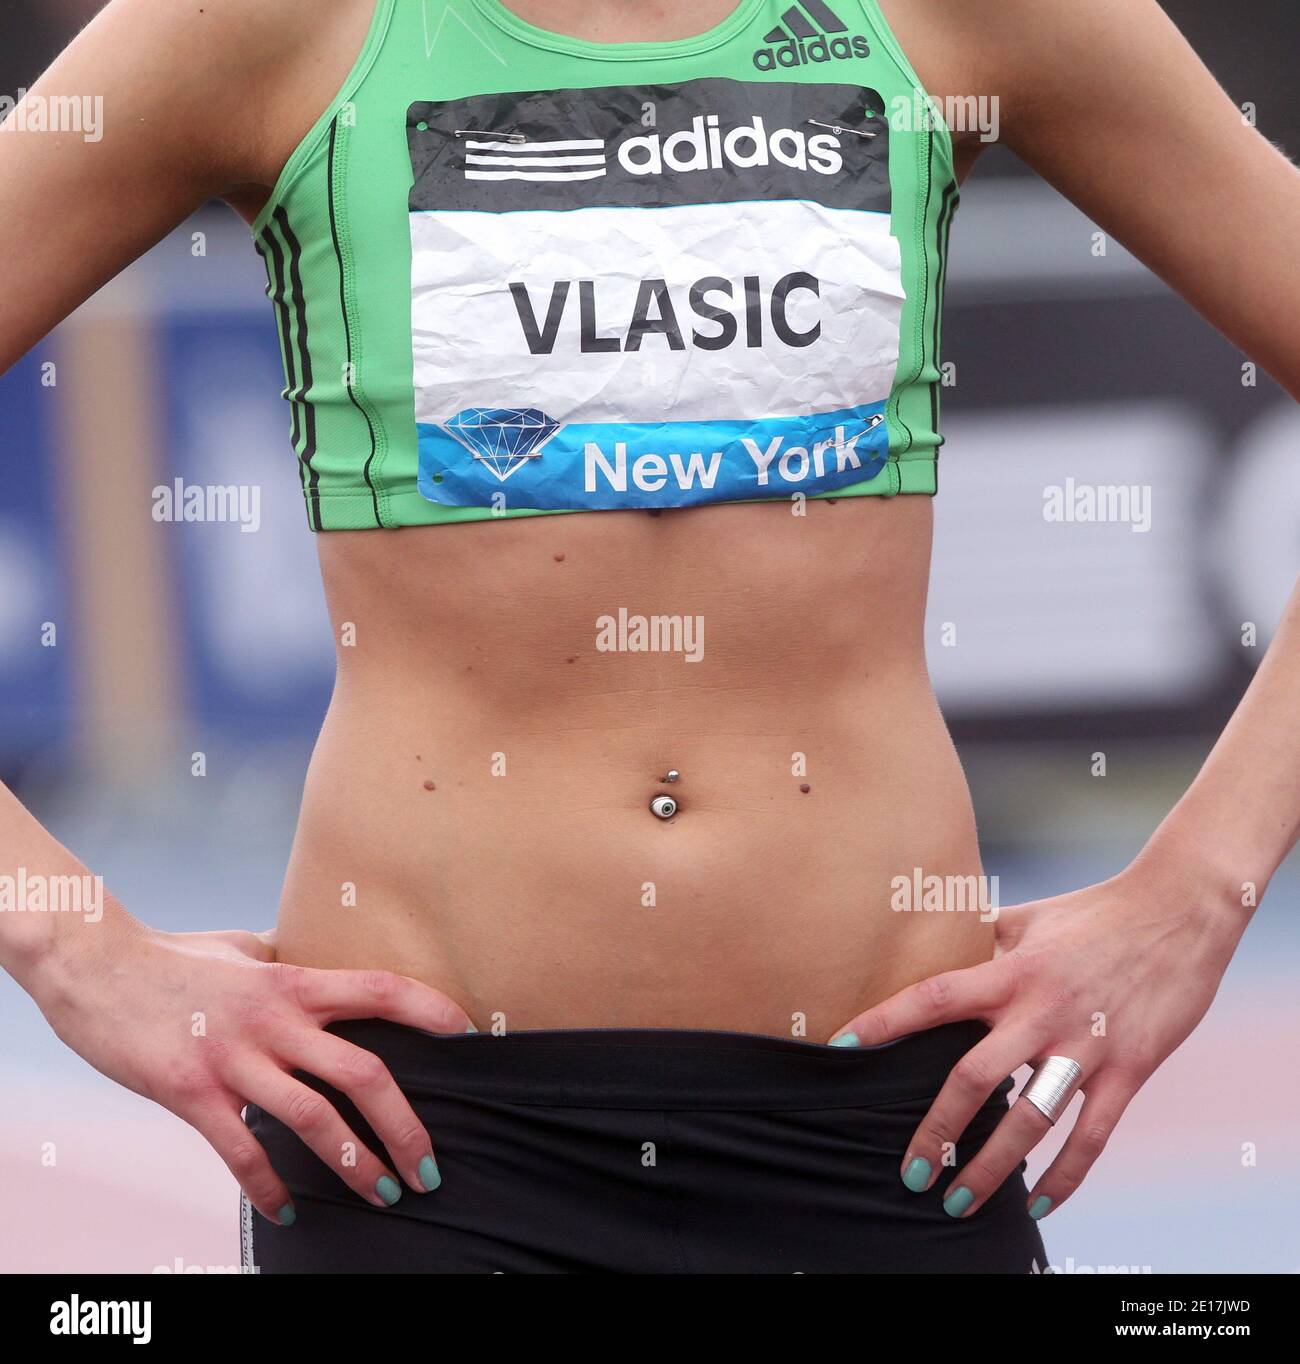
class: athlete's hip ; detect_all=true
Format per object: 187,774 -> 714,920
243,1020 -> 1044,1274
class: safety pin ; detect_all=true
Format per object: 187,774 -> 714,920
454,128 -> 527,143
806,118 -> 876,138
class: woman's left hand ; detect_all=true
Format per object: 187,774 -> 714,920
827,854 -> 1248,1220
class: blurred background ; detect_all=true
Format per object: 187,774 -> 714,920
1,0 -> 1297,1274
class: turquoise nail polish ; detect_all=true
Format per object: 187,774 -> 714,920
828,1033 -> 860,1048
277,1204 -> 296,1227
902,1157 -> 932,1193
1029,1195 -> 1052,1221
376,1175 -> 401,1206
418,1155 -> 442,1192
943,1185 -> 974,1218
465,1022 -> 478,1034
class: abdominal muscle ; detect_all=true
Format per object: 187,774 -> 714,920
272,495 -> 993,1039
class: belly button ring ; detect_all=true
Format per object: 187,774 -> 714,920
650,795 -> 678,819
662,770 -> 680,783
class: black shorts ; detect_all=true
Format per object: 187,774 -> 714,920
242,1019 -> 1045,1273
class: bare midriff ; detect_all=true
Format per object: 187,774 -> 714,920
273,496 -> 993,1037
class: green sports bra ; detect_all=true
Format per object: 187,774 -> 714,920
252,0 -> 958,530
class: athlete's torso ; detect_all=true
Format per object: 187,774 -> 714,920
234,0 -> 995,1035
283,495 -> 990,1036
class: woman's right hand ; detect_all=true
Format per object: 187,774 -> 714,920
29,921 -> 473,1225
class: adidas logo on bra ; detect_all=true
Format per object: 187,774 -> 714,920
752,1 -> 871,71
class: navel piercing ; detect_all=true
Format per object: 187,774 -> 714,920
650,795 -> 678,819
661,770 -> 680,783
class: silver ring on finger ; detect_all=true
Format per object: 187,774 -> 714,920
1019,1055 -> 1083,1126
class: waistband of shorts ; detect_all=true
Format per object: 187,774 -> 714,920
326,1019 -> 992,1111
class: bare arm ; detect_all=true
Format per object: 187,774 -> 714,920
4,0 -> 247,366
0,0 -> 374,368
0,0 -> 468,1223
950,0 -> 1300,397
969,0 -> 1300,889
834,0 -> 1300,1220
987,3 -> 1300,882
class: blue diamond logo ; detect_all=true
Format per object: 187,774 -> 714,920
441,407 -> 561,482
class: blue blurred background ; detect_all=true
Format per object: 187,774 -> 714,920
1,0 -> 1297,1273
